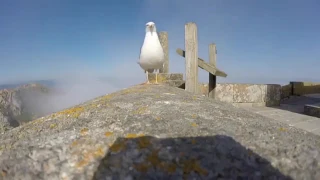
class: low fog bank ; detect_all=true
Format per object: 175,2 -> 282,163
20,75 -> 143,119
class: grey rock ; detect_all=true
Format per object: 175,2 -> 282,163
0,84 -> 51,133
0,84 -> 319,180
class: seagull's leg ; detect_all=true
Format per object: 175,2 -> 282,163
155,69 -> 159,84
145,70 -> 150,84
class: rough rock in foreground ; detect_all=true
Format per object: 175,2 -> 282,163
0,85 -> 320,180
0,84 -> 51,133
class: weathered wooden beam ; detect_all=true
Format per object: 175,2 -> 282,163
158,32 -> 169,73
184,22 -> 198,93
208,43 -> 217,98
176,48 -> 227,77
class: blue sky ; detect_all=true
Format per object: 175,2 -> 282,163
1,0 -> 320,85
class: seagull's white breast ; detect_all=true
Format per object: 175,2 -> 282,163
139,32 -> 165,71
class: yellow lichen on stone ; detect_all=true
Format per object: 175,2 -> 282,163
49,123 -> 57,129
191,139 -> 196,145
126,133 -> 145,138
71,140 -> 79,147
182,159 -> 208,176
134,162 -> 150,173
57,106 -> 84,118
138,136 -> 151,149
191,114 -> 198,118
191,123 -> 198,127
154,94 -> 161,98
146,150 -> 161,167
134,149 -> 178,174
31,118 -> 45,125
87,102 -> 99,109
1,170 -> 7,177
105,132 -> 114,137
133,106 -> 148,115
279,127 -> 287,131
76,150 -> 92,168
93,146 -> 105,158
160,162 -> 177,174
75,156 -> 90,169
121,88 -> 146,95
155,116 -> 161,120
80,128 -> 89,136
98,94 -> 114,103
75,147 -> 105,169
109,141 -> 126,153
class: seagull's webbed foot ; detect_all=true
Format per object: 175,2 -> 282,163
141,70 -> 151,85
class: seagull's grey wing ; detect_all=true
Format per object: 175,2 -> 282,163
138,38 -> 145,61
139,45 -> 142,60
137,46 -> 143,64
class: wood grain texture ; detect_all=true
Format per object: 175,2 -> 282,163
176,48 -> 227,77
184,22 -> 198,93
209,44 -> 217,98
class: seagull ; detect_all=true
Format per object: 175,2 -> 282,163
138,21 -> 165,84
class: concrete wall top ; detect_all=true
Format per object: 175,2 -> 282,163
199,83 -> 281,107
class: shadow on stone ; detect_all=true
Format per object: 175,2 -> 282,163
93,135 -> 292,179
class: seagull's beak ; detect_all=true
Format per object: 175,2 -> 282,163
150,25 -> 154,35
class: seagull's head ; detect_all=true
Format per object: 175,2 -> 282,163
145,22 -> 156,35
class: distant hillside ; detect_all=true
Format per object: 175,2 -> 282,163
0,80 -> 56,90
0,83 -> 53,133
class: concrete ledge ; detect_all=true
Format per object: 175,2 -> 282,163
281,84 -> 292,99
198,83 -> 281,106
291,82 -> 320,96
160,80 -> 185,88
148,73 -> 183,83
304,104 -> 320,118
232,102 -> 267,108
146,74 -> 281,107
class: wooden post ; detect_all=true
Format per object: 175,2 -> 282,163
185,22 -> 198,93
158,32 -> 169,73
208,44 -> 217,98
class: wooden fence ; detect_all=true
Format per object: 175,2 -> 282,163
177,22 -> 227,98
157,22 -> 228,99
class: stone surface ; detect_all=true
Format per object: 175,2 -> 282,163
215,83 -> 234,103
197,83 -> 281,106
281,84 -> 292,99
148,73 -> 183,83
162,80 -> 185,88
239,101 -> 320,135
0,84 -> 51,133
233,84 -> 265,103
265,84 -> 281,106
148,74 -> 281,107
304,104 -> 320,118
1,85 -> 320,180
294,119 -> 320,132
291,82 -> 320,95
